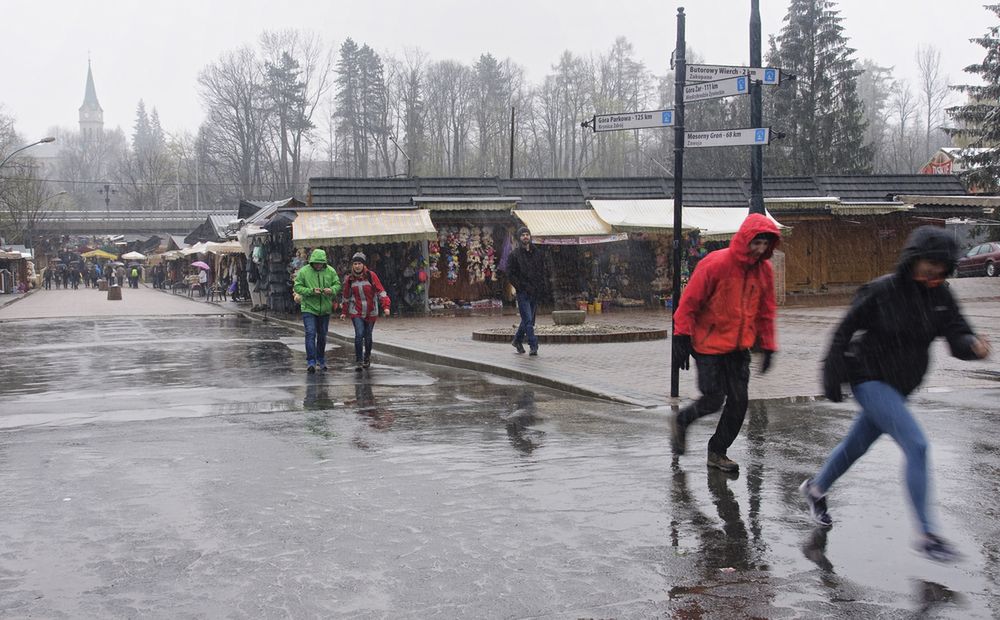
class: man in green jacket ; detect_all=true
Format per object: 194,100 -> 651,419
293,249 -> 342,373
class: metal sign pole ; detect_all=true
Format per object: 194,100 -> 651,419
749,0 -> 765,215
670,7 -> 686,399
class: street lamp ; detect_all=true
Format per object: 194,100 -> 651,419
0,137 -> 56,170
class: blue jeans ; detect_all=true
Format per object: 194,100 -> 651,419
814,381 -> 934,534
352,317 -> 375,362
513,292 -> 538,350
302,313 -> 330,367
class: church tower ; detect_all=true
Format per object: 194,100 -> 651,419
79,60 -> 104,140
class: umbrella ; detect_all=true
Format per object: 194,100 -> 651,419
191,261 -> 211,270
110,261 -> 125,267
121,251 -> 146,260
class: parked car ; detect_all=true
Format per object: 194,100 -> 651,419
956,241 -> 1000,277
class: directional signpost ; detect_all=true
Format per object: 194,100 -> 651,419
686,64 -> 780,85
685,127 -> 772,148
578,8 -> 788,398
585,109 -> 674,133
683,75 -> 753,103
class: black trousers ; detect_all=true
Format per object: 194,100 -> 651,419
677,350 -> 751,455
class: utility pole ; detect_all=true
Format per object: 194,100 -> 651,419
749,0 -> 765,215
670,7 -> 686,398
509,106 -> 516,178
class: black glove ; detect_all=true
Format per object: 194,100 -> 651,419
822,356 -> 844,403
672,334 -> 692,371
759,350 -> 774,375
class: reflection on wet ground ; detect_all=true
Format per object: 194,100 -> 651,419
0,316 -> 997,617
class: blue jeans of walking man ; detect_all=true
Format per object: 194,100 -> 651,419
814,380 -> 934,534
302,312 -> 331,369
513,291 -> 538,352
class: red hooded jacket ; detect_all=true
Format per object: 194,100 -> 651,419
341,267 -> 390,322
673,214 -> 781,355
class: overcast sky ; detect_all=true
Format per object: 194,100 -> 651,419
2,0 -> 989,142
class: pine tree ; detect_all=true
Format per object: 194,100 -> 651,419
334,39 -> 363,176
946,4 -> 1000,191
765,0 -> 872,175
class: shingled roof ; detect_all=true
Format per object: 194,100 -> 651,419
307,175 -> 969,210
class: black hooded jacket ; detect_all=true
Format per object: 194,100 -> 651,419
823,226 -> 979,397
507,242 -> 547,299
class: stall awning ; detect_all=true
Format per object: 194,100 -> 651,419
292,209 -> 438,247
204,240 -> 243,254
180,242 -> 208,256
82,249 -> 117,260
413,197 -> 519,211
588,199 -> 785,241
513,209 -> 614,238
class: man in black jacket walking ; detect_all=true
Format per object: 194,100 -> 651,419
800,226 -> 991,562
506,226 -> 547,356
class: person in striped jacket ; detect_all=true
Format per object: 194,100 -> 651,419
340,252 -> 390,371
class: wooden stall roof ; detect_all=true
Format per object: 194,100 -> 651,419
307,175 -> 971,212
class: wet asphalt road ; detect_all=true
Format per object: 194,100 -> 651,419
0,312 -> 998,618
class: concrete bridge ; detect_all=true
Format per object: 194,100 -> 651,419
34,210 -> 214,235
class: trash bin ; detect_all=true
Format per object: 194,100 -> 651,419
97,278 -> 108,291
107,285 -> 122,301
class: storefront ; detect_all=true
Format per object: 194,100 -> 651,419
414,197 -> 515,314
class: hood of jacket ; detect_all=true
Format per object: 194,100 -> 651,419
308,248 -> 328,264
896,225 -> 958,277
727,213 -> 782,267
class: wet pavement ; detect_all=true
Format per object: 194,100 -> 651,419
0,288 -> 998,618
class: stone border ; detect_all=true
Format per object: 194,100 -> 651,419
472,328 -> 669,344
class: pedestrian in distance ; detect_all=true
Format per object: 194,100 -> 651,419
43,267 -> 52,290
293,248 -> 342,374
506,226 -> 547,356
800,225 -> 991,563
339,252 -> 390,372
670,213 -> 781,472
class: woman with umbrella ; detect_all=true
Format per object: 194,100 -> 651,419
192,261 -> 211,296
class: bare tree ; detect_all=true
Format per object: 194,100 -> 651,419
915,44 -> 951,159
198,46 -> 270,198
888,80 -> 922,172
0,163 -> 65,244
260,30 -> 335,195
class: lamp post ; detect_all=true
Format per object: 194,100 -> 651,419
0,137 -> 56,170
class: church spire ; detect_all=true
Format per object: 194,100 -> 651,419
79,59 -> 104,139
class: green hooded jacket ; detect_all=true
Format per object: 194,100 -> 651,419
293,249 -> 342,316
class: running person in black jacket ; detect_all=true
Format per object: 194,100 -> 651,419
800,226 -> 991,562
506,226 -> 547,356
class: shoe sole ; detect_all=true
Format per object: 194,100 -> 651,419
707,461 -> 739,472
799,479 -> 833,528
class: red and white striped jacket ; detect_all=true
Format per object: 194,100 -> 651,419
341,269 -> 390,321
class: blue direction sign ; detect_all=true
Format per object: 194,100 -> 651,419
685,127 -> 772,148
686,64 -> 782,85
590,108 -> 675,132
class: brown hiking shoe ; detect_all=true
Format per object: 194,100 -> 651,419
707,452 -> 739,472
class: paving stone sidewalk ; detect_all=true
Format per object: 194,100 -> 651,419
220,278 -> 1000,408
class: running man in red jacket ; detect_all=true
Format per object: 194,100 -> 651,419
340,252 -> 390,372
670,214 -> 781,472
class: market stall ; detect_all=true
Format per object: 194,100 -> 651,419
291,209 -> 437,315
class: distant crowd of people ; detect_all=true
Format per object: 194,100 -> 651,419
41,262 -> 166,290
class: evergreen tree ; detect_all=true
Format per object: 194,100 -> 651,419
334,39 -> 363,176
947,4 -> 1000,191
765,0 -> 872,175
